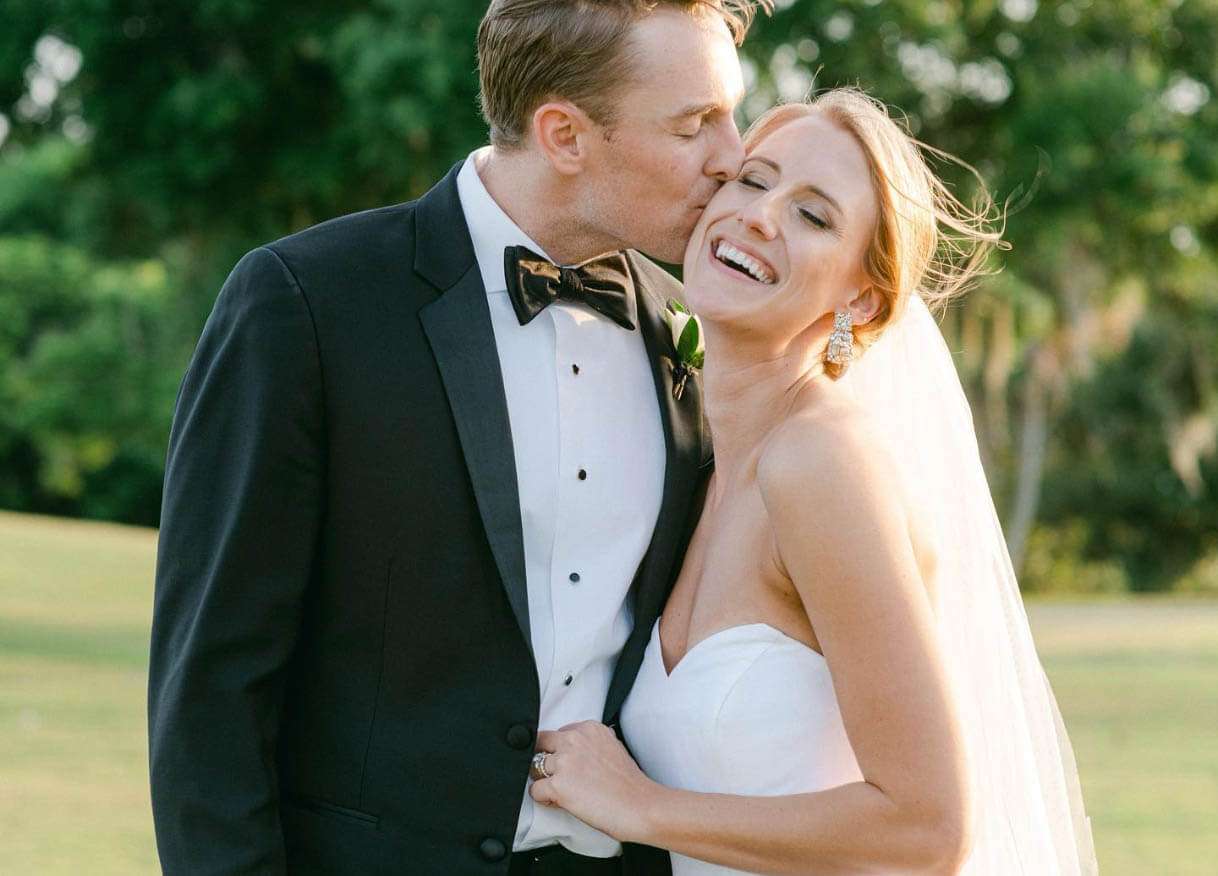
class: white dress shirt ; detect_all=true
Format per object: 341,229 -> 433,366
455,150 -> 666,856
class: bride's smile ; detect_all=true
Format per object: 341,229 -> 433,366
683,112 -> 879,348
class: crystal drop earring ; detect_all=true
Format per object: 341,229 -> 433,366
826,310 -> 854,366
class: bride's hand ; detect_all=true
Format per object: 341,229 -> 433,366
530,721 -> 658,843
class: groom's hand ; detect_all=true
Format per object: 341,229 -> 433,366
530,721 -> 657,843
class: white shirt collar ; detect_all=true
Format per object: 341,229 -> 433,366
456,147 -> 553,295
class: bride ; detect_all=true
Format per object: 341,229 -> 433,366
526,89 -> 1098,876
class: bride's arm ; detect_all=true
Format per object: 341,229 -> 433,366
532,416 -> 971,876
645,418 -> 970,874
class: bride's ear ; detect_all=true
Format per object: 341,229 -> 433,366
847,285 -> 882,325
531,100 -> 593,176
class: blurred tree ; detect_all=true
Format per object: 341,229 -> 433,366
0,0 -> 1215,588
0,2 -> 485,259
740,0 -> 1218,590
0,234 -> 176,521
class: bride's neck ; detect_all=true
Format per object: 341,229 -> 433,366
701,322 -> 830,477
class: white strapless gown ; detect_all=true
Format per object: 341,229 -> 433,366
620,620 -> 864,876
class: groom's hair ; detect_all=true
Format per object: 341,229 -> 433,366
477,0 -> 764,149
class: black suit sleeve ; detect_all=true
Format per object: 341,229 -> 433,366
149,246 -> 324,874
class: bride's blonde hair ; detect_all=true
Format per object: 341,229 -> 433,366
743,88 -> 1006,377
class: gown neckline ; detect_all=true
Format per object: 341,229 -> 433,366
655,617 -> 825,678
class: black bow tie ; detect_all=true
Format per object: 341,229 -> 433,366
503,245 -> 637,331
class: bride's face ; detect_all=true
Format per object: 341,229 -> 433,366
682,113 -> 878,340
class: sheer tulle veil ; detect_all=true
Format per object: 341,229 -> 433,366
844,294 -> 1099,875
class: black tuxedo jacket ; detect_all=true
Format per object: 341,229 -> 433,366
148,164 -> 710,875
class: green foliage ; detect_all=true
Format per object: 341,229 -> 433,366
738,1 -> 1218,592
0,235 -> 180,523
1040,308 -> 1218,591
0,1 -> 1215,584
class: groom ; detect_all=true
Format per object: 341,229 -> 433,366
149,1 -> 759,873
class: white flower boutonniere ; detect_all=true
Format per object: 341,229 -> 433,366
665,299 -> 705,400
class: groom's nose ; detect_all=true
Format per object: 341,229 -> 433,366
704,116 -> 745,182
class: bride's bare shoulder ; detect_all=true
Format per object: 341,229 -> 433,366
758,396 -> 888,484
756,399 -> 902,531
758,399 -> 938,594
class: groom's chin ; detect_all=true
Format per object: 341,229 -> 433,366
637,234 -> 693,267
640,250 -> 684,268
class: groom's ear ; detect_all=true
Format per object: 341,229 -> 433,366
531,100 -> 593,176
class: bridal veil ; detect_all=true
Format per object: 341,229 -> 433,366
845,294 -> 1099,875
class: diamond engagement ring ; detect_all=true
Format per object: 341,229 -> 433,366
531,751 -> 553,780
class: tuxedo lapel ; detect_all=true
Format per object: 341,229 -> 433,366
604,258 -> 708,723
416,166 -> 531,649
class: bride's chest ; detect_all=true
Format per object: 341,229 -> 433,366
664,486 -> 797,648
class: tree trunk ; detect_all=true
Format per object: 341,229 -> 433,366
1006,347 -> 1051,573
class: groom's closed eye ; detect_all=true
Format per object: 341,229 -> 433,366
676,116 -> 711,138
671,103 -> 724,136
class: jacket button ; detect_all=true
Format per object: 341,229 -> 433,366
479,837 -> 507,861
506,724 -> 533,749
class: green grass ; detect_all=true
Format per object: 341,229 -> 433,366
1,509 -> 1215,874
1027,600 -> 1218,874
0,510 -> 157,875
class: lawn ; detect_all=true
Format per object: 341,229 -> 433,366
1,509 -> 1215,874
0,510 -> 158,875
1026,600 -> 1218,874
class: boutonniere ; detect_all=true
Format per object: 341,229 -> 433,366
665,299 -> 705,401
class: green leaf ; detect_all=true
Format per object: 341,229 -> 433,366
677,313 -> 700,362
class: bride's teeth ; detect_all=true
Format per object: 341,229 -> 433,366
714,242 -> 773,284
